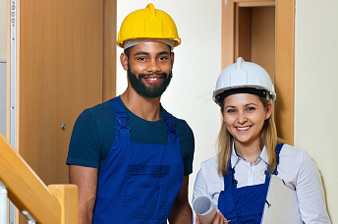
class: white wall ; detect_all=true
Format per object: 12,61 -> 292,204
0,0 -> 7,61
295,0 -> 338,222
116,0 -> 222,202
0,0 -> 7,137
0,63 -> 6,136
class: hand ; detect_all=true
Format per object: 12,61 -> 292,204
196,210 -> 230,224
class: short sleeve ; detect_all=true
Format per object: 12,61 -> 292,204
192,165 -> 208,224
177,120 -> 195,176
66,109 -> 102,168
192,167 -> 208,201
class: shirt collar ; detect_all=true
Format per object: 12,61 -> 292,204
260,146 -> 269,164
230,143 -> 269,168
230,143 -> 240,168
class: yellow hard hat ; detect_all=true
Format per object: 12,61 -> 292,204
117,3 -> 181,48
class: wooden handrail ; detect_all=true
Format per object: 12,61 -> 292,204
0,133 -> 78,224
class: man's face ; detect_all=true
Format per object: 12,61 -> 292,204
122,41 -> 174,98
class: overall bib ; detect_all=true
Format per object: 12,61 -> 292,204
218,144 -> 283,224
93,97 -> 184,224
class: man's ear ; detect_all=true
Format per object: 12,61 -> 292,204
120,53 -> 129,71
170,51 -> 175,68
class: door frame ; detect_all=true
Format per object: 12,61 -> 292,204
221,0 -> 295,144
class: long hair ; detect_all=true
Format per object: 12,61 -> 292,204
217,97 -> 278,176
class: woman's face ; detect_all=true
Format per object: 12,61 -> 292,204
222,93 -> 272,149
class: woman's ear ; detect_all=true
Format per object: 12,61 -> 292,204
221,109 -> 226,123
265,102 -> 273,120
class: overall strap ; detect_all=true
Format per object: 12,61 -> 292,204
275,143 -> 283,165
271,143 -> 284,175
163,109 -> 178,146
223,165 -> 239,223
109,97 -> 131,142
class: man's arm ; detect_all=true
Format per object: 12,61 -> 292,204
69,165 -> 98,224
168,176 -> 192,223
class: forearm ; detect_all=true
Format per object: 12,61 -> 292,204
69,165 -> 98,224
168,200 -> 192,224
168,176 -> 192,223
78,195 -> 96,224
79,207 -> 93,224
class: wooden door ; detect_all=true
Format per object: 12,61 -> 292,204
234,4 -> 275,83
18,0 -> 116,187
222,0 -> 295,144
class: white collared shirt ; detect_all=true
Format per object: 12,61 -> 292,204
192,144 -> 331,223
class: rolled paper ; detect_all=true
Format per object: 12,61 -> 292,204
193,196 -> 217,224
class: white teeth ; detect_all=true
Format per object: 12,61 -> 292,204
237,127 -> 250,131
148,77 -> 158,81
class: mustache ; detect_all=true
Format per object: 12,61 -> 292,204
138,73 -> 168,79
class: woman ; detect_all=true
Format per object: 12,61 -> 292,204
193,57 -> 331,224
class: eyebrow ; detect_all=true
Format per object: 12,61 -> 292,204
224,105 -> 235,110
133,51 -> 150,56
224,103 -> 259,110
246,103 -> 259,107
133,51 -> 170,57
157,51 -> 170,56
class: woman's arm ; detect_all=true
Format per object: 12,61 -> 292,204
296,150 -> 331,223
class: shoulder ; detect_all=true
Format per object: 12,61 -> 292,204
72,100 -> 115,141
173,116 -> 194,135
279,144 -> 310,163
77,100 -> 114,125
199,155 -> 219,179
85,100 -> 114,116
201,155 -> 218,170
172,116 -> 195,151
278,144 -> 317,183
165,112 -> 194,143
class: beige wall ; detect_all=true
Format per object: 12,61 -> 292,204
0,0 -> 7,61
295,0 -> 338,222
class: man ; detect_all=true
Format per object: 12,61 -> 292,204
66,3 -> 194,223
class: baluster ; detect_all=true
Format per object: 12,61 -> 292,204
0,181 -> 8,224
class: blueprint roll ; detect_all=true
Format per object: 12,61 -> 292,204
193,196 -> 216,224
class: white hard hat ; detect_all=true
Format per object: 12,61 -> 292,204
213,57 -> 276,104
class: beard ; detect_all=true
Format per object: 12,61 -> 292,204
127,66 -> 173,98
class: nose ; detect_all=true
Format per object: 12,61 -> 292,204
147,59 -> 161,74
237,111 -> 248,124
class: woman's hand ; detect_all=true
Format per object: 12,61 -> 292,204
195,210 -> 230,224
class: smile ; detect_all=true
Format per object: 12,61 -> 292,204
143,75 -> 164,84
147,77 -> 161,81
236,126 -> 251,132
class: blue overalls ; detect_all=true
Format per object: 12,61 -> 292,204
93,97 -> 184,224
218,144 -> 283,223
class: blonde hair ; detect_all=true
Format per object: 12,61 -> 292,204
217,97 -> 278,176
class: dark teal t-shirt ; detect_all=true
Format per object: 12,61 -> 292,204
66,97 -> 195,176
